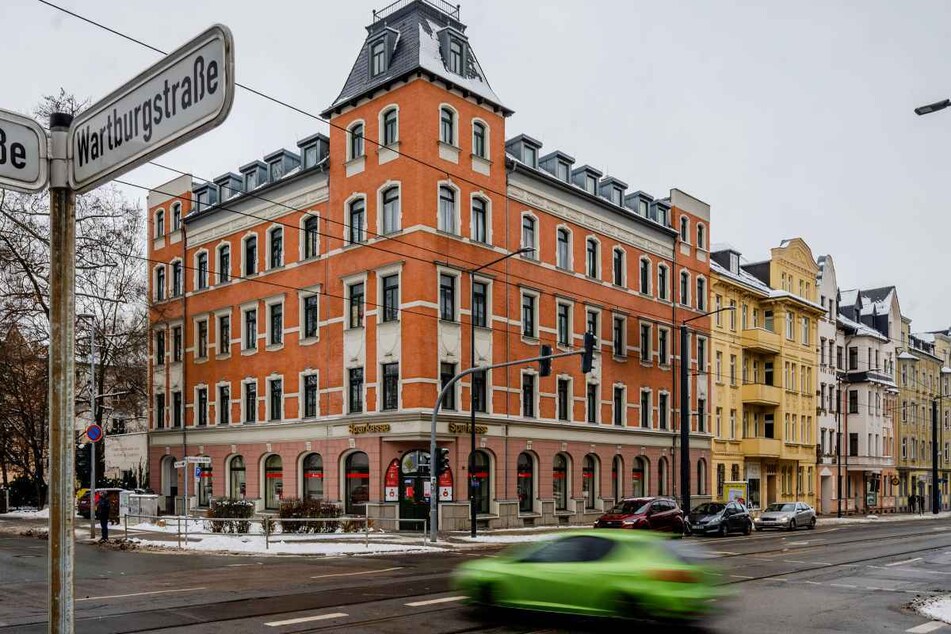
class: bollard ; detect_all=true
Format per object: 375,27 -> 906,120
365,518 -> 369,548
124,513 -> 128,540
265,517 -> 270,551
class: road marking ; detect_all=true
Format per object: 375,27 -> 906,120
886,558 -> 923,567
804,581 -> 822,585
783,559 -> 832,565
906,622 -> 945,633
311,566 -> 403,579
866,586 -> 884,591
730,574 -> 754,579
828,583 -> 857,589
787,541 -> 811,545
405,596 -> 467,607
711,551 -> 739,555
77,587 -> 206,602
265,612 -> 348,627
227,563 -> 263,567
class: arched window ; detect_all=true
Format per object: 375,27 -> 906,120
348,198 -> 366,244
658,457 -> 668,496
586,238 -> 599,278
264,455 -> 283,510
680,216 -> 689,242
556,228 -> 570,270
472,450 -> 490,515
302,453 -> 324,500
381,186 -> 400,235
697,223 -> 706,250
155,266 -> 166,301
155,209 -> 165,238
697,458 -> 707,495
228,455 -> 246,499
171,260 -> 183,297
582,454 -> 598,510
612,248 -> 625,286
171,202 -> 182,232
639,258 -> 650,295
612,455 -> 623,502
471,196 -> 488,243
348,122 -> 364,160
657,264 -> 669,301
680,270 -> 690,305
244,235 -> 257,276
521,214 -> 537,256
438,186 -> 456,234
345,451 -> 370,515
517,452 -> 534,514
553,453 -> 569,511
303,216 -> 319,259
440,106 -> 455,145
197,458 -> 213,507
268,227 -> 283,269
632,456 -> 647,497
382,108 -> 398,146
696,277 -> 706,311
472,120 -> 487,158
216,244 -> 231,283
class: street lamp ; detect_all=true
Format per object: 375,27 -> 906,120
680,305 -> 736,514
915,98 -> 951,116
466,246 -> 534,538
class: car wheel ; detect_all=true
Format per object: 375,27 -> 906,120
615,593 -> 647,620
744,520 -> 752,536
718,523 -> 727,537
476,584 -> 495,606
808,517 -> 817,530
788,519 -> 797,531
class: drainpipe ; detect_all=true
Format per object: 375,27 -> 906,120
181,221 -> 188,516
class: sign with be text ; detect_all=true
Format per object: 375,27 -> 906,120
0,108 -> 48,193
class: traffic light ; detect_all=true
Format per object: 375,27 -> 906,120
539,344 -> 552,377
581,332 -> 596,373
436,447 -> 451,477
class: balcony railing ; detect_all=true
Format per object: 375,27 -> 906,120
741,382 -> 782,406
741,437 -> 782,458
373,0 -> 460,22
741,327 -> 781,354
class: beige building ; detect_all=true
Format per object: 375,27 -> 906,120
710,239 -> 824,510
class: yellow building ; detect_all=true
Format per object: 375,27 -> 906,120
709,239 -> 825,510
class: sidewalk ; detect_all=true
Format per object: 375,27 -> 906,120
818,510 -> 951,525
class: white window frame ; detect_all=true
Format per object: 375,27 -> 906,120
215,241 -> 231,284
471,117 -> 489,159
300,213 -> 320,261
240,301 -> 259,353
154,208 -> 165,238
378,181 -> 402,235
585,236 -> 601,279
241,378 -> 258,424
612,247 -> 626,286
696,222 -> 706,250
556,374 -> 573,422
438,103 -> 459,147
657,263 -> 669,301
346,119 -> 366,161
215,309 -> 232,358
658,390 -> 670,430
264,296 -> 285,349
299,286 -> 321,343
153,264 -> 167,301
555,225 -> 572,271
612,314 -> 626,359
379,104 -> 399,146
469,192 -> 492,245
266,225 -> 284,270
436,181 -> 461,235
696,275 -> 707,311
556,299 -> 573,348
680,270 -> 691,306
345,193 -> 367,245
520,288 -> 540,340
169,258 -> 183,297
265,374 -> 285,422
612,383 -> 626,426
241,232 -> 258,277
216,380 -> 232,425
520,211 -> 539,259
437,267 -> 460,322
640,388 -> 653,428
679,215 -> 690,243
300,370 -> 320,419
520,369 -> 540,419
638,256 -> 651,295
376,264 -> 402,326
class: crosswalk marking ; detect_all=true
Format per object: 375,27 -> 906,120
265,612 -> 348,627
405,596 -> 466,607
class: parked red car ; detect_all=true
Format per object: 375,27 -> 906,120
593,497 -> 685,534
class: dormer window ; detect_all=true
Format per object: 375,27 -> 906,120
370,39 -> 387,77
729,252 -> 739,274
637,199 -> 649,217
610,188 -> 622,205
269,161 -> 284,182
448,38 -> 464,75
302,144 -> 319,168
523,145 -> 537,168
585,174 -> 597,194
245,170 -> 257,191
195,190 -> 210,213
556,161 -> 569,182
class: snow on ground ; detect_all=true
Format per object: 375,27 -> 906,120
4,508 -> 50,519
915,595 -> 951,623
819,511 -> 951,525
131,535 -> 442,556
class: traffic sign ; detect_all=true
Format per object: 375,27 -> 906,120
68,24 -> 234,194
194,466 -> 202,479
173,460 -> 186,468
0,108 -> 48,193
84,424 -> 103,443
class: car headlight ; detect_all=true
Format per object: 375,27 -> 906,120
622,518 -> 639,526
779,516 -> 789,523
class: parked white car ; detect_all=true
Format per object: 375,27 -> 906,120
754,502 -> 817,531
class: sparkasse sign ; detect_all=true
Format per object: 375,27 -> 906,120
0,108 -> 48,193
68,24 -> 234,194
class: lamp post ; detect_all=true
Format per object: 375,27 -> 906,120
466,247 -> 533,538
915,98 -> 951,116
680,305 -> 735,514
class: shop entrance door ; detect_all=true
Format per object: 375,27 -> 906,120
399,450 -> 431,531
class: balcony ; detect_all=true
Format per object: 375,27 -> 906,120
741,382 -> 782,406
845,455 -> 894,471
742,328 -> 781,354
741,437 -> 782,458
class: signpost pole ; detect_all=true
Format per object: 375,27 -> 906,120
88,324 -> 96,540
48,111 -> 76,634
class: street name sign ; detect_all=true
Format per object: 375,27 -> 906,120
68,24 -> 234,194
186,456 -> 211,464
0,108 -> 48,193
173,460 -> 186,468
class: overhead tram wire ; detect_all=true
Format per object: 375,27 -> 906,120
36,0 -> 727,319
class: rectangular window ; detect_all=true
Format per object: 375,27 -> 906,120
197,253 -> 208,290
786,311 -> 794,339
557,378 -> 570,421
218,314 -> 230,355
522,373 -> 535,418
472,280 -> 488,328
697,397 -> 706,432
303,374 -> 319,418
801,317 -> 809,344
244,236 -> 257,276
172,326 -> 182,362
473,370 -> 487,413
269,229 -> 283,269
848,390 -> 858,414
197,320 -> 208,359
370,39 -> 386,76
349,124 -> 364,159
243,382 -> 256,423
155,331 -> 165,366
522,293 -> 536,338
658,265 -> 668,300
441,362 -> 457,410
218,246 -> 230,283
448,38 -> 464,74
640,323 -> 651,362
267,380 -> 282,421
269,303 -> 283,345
613,250 -> 624,286
587,310 -> 599,337
382,187 -> 400,234
697,337 -> 706,370
659,393 -> 668,430
155,393 -> 166,429
197,387 -> 207,426
304,217 -> 319,259
556,230 -> 570,269
640,390 -> 651,428
440,274 -> 456,321
587,383 -> 598,423
556,161 -> 569,182
730,354 -> 737,386
243,308 -> 257,350
349,199 -> 365,244
471,198 -> 487,243
172,391 -> 182,428
217,385 -> 230,425
658,328 -> 669,365
382,274 -> 399,322
613,316 -> 625,357
382,363 -> 399,411
303,295 -> 319,339
557,303 -> 570,346
440,109 -> 455,145
348,368 -> 364,414
348,282 -> 365,328
472,123 -> 486,159
729,300 -> 737,330
848,347 -> 858,371
613,387 -> 625,425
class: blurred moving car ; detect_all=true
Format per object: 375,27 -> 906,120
686,501 -> 752,537
593,497 -> 685,534
454,531 -> 726,622
753,502 -> 816,531
76,488 -> 123,521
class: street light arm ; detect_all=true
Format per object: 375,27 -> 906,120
915,98 -> 951,116
683,304 -> 736,325
469,246 -> 534,275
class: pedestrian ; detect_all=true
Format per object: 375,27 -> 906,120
96,492 -> 111,542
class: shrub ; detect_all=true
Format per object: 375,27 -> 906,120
278,498 -> 341,533
206,498 -> 254,534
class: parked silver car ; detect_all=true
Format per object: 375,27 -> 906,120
753,501 -> 816,531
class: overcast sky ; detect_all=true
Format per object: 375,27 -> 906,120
7,0 -> 951,331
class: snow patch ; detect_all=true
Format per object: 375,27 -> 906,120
4,507 -> 49,519
914,595 -> 951,623
131,535 -> 441,556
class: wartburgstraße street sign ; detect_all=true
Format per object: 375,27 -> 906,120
68,24 -> 234,194
0,108 -> 48,193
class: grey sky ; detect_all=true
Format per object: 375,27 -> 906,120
6,0 -> 951,331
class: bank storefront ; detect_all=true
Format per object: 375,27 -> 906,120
150,416 -> 712,530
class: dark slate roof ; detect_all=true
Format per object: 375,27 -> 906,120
322,0 -> 509,117
862,286 -> 896,304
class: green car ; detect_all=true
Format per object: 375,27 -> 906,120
453,530 -> 727,622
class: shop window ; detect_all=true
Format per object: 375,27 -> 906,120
583,454 -> 598,510
345,451 -> 370,515
302,453 -> 324,500
517,452 -> 535,514
472,450 -> 490,515
632,457 -> 647,497
228,455 -> 246,498
197,459 -> 212,507
553,453 -> 569,511
612,455 -> 623,502
264,455 -> 283,510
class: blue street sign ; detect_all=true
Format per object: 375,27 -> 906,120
85,424 -> 103,443
194,466 -> 202,479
